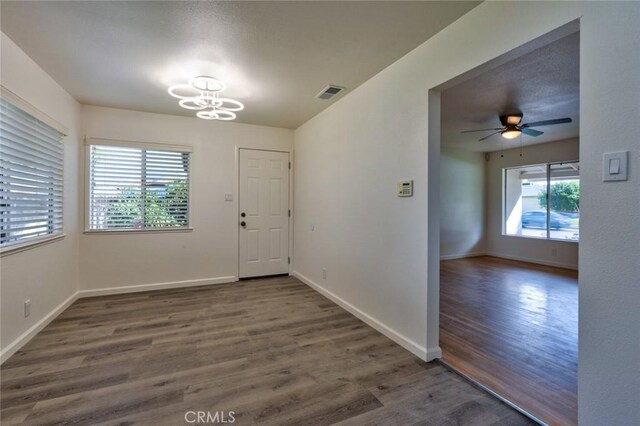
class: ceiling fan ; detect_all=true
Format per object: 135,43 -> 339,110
461,113 -> 572,141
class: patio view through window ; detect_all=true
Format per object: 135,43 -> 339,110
503,161 -> 579,242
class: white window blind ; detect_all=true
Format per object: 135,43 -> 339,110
0,98 -> 64,250
88,143 -> 190,230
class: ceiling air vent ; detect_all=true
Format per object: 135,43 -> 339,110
315,85 -> 345,100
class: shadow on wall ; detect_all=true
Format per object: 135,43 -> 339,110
440,147 -> 486,257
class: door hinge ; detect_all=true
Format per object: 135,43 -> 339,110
289,162 -> 291,170
288,257 -> 291,264
288,209 -> 291,217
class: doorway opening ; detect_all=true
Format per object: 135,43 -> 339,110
429,22 -> 580,426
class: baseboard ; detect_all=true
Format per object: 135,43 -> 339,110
0,291 -> 79,364
440,251 -> 486,261
78,276 -> 238,297
292,271 -> 428,360
485,252 -> 578,270
1,275 -> 238,365
426,346 -> 442,361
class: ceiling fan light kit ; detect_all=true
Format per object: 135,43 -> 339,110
462,112 -> 572,142
501,126 -> 522,139
168,76 -> 244,120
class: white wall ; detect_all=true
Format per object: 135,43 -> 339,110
293,2 -> 640,425
2,3 -> 639,423
0,33 -> 81,357
486,138 -> 579,269
80,106 -> 293,292
440,147 -> 485,259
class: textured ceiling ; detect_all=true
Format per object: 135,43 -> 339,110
441,32 -> 579,152
1,1 -> 479,129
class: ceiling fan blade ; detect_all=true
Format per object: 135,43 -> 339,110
478,131 -> 501,141
461,128 -> 503,133
521,118 -> 572,128
521,128 -> 543,137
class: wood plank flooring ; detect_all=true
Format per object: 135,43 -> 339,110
440,256 -> 578,426
1,275 -> 531,425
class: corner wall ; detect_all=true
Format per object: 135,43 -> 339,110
440,147 -> 485,259
486,138 -> 579,269
0,33 -> 81,360
79,106 -> 293,292
293,2 -> 640,425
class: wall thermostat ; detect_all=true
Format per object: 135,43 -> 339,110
397,180 -> 413,197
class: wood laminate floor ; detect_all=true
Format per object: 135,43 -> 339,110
0,275 -> 532,425
440,256 -> 578,426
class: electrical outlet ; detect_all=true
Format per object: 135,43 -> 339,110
24,299 -> 31,318
322,268 -> 327,280
551,248 -> 557,256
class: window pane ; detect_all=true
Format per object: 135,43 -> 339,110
0,98 -> 64,249
504,165 -> 548,239
548,162 -> 579,241
88,145 -> 190,230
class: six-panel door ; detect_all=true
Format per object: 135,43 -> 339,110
239,149 -> 290,278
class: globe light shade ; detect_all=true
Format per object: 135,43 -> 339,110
501,128 -> 522,139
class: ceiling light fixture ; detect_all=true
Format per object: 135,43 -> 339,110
168,76 -> 243,120
501,126 -> 522,139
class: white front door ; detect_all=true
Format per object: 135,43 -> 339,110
239,149 -> 290,278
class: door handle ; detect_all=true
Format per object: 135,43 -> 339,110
240,221 -> 246,227
241,212 -> 246,217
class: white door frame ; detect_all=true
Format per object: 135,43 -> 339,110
236,147 -> 293,279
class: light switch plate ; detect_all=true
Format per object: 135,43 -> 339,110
603,151 -> 629,182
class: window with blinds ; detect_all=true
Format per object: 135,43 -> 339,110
88,143 -> 190,230
0,98 -> 64,250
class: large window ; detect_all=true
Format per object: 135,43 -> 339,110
0,97 -> 65,251
504,161 -> 579,241
87,141 -> 191,231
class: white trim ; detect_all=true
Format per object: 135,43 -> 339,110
440,251 -> 486,261
1,93 -> 67,250
0,275 -> 238,365
292,271 -> 428,360
78,276 -> 237,297
86,136 -> 193,152
0,291 -> 79,364
83,139 -> 193,231
1,272 -> 432,366
485,251 -> 578,270
0,233 -> 66,257
426,346 -> 442,361
440,251 -> 578,270
0,85 -> 69,135
501,233 -> 579,244
83,228 -> 193,235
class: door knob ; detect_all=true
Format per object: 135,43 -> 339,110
240,221 -> 246,227
241,212 -> 246,217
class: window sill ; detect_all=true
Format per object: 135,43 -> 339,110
83,227 -> 193,235
501,233 -> 579,244
0,233 -> 66,257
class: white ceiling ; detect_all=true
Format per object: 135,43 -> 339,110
0,1 -> 479,129
441,32 -> 579,152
